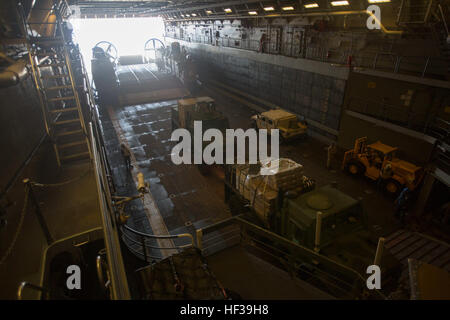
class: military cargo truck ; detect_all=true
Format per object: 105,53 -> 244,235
251,109 -> 307,142
171,96 -> 229,172
224,159 -> 401,294
171,96 -> 229,136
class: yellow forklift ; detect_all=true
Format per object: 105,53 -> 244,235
342,137 -> 424,195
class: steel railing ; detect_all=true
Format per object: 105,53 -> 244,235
195,215 -> 385,299
17,282 -> 49,300
165,33 -> 448,80
89,120 -> 131,299
120,223 -> 194,262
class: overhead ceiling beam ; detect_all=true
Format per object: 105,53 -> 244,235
142,0 -> 276,15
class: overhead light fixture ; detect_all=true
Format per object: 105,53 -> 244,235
205,10 -> 213,14
263,6 -> 275,11
185,14 -> 190,17
282,6 -> 295,11
248,11 -> 258,15
304,3 -> 319,8
331,1 -> 349,5
368,0 -> 390,3
191,13 -> 197,16
224,8 -> 232,13
180,14 -> 184,17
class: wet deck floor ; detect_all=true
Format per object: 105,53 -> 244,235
98,64 -> 405,299
116,64 -> 189,107
99,100 -> 231,240
102,64 -> 402,253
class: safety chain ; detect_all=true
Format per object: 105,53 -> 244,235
30,165 -> 91,188
0,185 -> 30,265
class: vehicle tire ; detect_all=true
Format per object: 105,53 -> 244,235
384,179 -> 401,196
346,161 -> 364,176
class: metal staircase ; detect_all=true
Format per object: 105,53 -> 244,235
397,0 -> 434,25
19,1 -> 91,166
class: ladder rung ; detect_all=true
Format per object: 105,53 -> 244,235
30,36 -> 63,43
48,96 -> 75,102
60,151 -> 90,161
54,118 -> 80,125
38,63 -> 65,68
59,140 -> 86,149
45,85 -> 72,91
36,52 -> 59,57
55,129 -> 84,137
28,22 -> 58,25
28,8 -> 57,11
41,74 -> 69,79
50,107 -> 78,113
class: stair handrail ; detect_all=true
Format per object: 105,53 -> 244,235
89,121 -> 131,299
17,281 -> 48,300
438,3 -> 449,38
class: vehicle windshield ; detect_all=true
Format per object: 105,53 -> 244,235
279,117 -> 298,128
320,203 -> 366,244
385,150 -> 396,160
195,101 -> 215,112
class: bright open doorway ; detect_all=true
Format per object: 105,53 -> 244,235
70,17 -> 165,73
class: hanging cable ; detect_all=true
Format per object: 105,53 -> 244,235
0,186 -> 30,265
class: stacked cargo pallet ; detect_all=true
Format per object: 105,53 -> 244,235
234,159 -> 305,226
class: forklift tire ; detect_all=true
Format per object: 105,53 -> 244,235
384,179 -> 401,196
346,161 -> 364,176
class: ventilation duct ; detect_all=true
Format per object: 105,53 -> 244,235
0,59 -> 28,88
